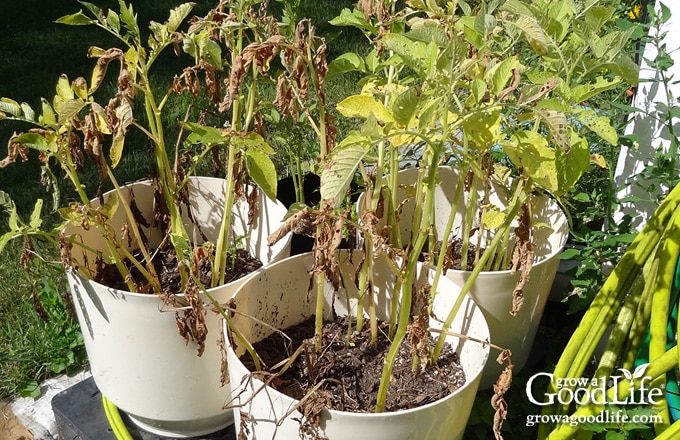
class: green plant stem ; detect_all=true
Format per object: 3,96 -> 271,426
213,144 -> 238,287
374,158 -> 440,413
314,268 -> 325,352
460,168 -> 478,271
431,179 -> 530,361
430,166 -> 466,303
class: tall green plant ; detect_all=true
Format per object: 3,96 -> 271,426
0,0 -> 286,298
316,0 -> 637,420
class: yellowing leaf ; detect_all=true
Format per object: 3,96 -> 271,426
461,109 -> 502,150
320,134 -> 371,207
505,130 -> 558,192
91,103 -> 111,135
482,209 -> 506,230
590,153 -> 607,168
110,100 -> 133,168
337,95 -> 394,123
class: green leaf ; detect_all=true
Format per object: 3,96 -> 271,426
0,98 -> 22,118
0,232 -> 15,254
488,56 -> 519,96
97,192 -> 119,221
118,0 -> 140,43
556,132 -> 590,194
78,1 -> 103,19
183,122 -> 228,145
513,15 -> 550,56
327,52 -> 365,81
337,95 -> 394,123
186,30 -> 223,69
611,54 -> 640,86
232,132 -> 275,155
106,9 -> 121,34
0,191 -> 19,232
55,11 -> 96,26
505,130 -> 558,193
329,8 -> 377,34
320,134 -> 371,207
569,76 -> 620,103
460,109 -> 502,150
284,202 -> 308,221
167,3 -> 194,34
365,49 -> 379,73
13,133 -> 50,152
467,78 -> 487,106
18,381 -> 41,399
245,148 -> 277,201
559,248 -> 580,260
39,98 -> 57,126
391,87 -> 420,126
406,26 -> 448,47
572,108 -> 618,145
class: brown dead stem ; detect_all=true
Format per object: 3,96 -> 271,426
408,283 -> 432,372
509,202 -> 533,316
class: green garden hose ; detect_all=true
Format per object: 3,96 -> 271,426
102,395 -> 134,440
635,252 -> 680,421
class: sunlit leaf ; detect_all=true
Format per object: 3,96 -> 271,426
513,15 -> 550,56
91,103 -> 111,135
29,199 -> 44,229
536,109 -> 569,151
320,134 -> 371,207
572,108 -> 618,145
505,130 -> 558,193
482,209 -> 505,230
328,8 -> 377,34
39,98 -> 57,126
167,3 -> 194,33
118,1 -> 140,43
0,98 -> 22,118
245,148 -> 277,201
327,52 -> 365,81
110,99 -> 133,167
337,95 -> 394,123
460,109 -> 502,150
590,153 -> 607,168
13,133 -> 50,152
55,11 -> 96,26
58,99 -> 87,124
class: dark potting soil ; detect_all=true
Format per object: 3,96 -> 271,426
95,244 -> 263,293
240,316 -> 466,413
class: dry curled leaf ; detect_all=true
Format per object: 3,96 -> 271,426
492,349 -> 513,440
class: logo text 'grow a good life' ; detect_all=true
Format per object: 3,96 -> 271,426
525,364 -> 664,407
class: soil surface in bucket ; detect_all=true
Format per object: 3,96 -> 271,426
95,243 -> 262,293
240,316 -> 466,413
